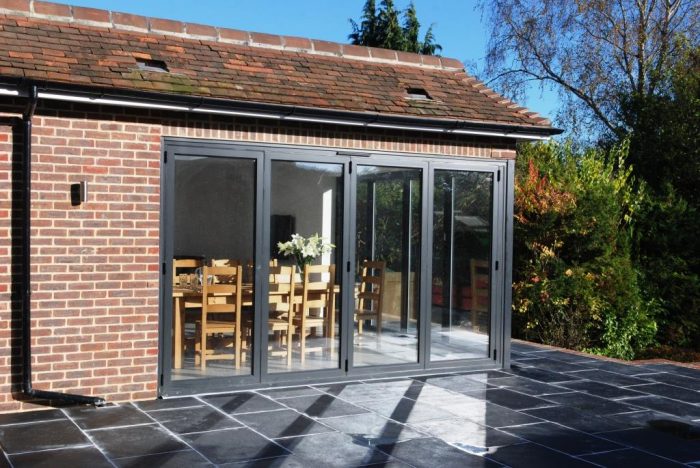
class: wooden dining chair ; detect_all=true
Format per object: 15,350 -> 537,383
354,260 -> 386,336
195,265 -> 245,369
292,264 -> 335,364
470,259 -> 490,332
268,265 -> 295,367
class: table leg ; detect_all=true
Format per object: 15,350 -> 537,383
174,296 -> 183,369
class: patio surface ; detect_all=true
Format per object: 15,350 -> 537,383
1,342 -> 699,467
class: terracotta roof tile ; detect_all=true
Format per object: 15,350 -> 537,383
0,1 -> 553,127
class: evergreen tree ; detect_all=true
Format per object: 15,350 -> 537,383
348,0 -> 441,56
378,0 -> 404,51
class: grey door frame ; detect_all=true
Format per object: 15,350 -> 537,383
159,137 -> 510,397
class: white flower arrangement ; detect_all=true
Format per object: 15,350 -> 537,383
277,233 -> 335,272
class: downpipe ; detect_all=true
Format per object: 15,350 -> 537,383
20,84 -> 105,406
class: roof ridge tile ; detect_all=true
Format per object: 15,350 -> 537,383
0,0 -> 466,71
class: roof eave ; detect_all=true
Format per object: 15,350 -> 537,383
0,79 -> 563,140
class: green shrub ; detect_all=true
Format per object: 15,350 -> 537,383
513,140 -> 657,359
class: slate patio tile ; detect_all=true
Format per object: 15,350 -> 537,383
9,447 -> 112,468
462,388 -> 556,410
235,409 -> 333,438
516,357 -> 592,373
358,397 -> 455,424
485,442 -> 599,468
89,424 -> 187,459
321,412 -> 423,444
182,427 -> 288,464
639,372 -> 700,390
417,374 -> 495,393
523,405 -> 626,433
641,363 -> 700,379
0,419 -> 90,454
277,431 -> 391,467
510,342 -> 544,353
581,448 -> 685,467
501,422 -> 623,455
486,376 -> 571,396
218,454 -> 308,467
320,380 -> 421,403
627,382 -> 700,404
66,404 -> 152,430
559,380 -> 646,399
133,397 -> 203,411
456,370 -> 512,382
280,394 -> 369,418
446,400 -> 544,428
563,369 -> 651,386
596,427 -> 700,463
528,350 -> 601,365
621,395 -> 700,419
542,391 -> 640,415
147,405 -> 241,434
584,360 -> 662,376
602,409 -> 693,431
202,392 -> 286,415
377,437 -> 500,468
506,365 -> 582,383
111,449 -> 214,468
0,409 -> 65,426
410,418 -> 523,454
258,386 -> 325,400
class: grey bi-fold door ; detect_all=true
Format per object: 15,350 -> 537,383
159,139 -> 507,396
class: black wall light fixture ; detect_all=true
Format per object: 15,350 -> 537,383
70,181 -> 88,206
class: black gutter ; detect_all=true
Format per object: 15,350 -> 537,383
20,84 -> 105,407
1,79 -> 563,138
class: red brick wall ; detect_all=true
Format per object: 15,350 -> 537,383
0,101 -> 516,412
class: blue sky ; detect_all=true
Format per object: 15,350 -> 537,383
51,0 -> 559,120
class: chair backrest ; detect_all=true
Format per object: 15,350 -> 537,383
173,258 -> 203,286
299,264 -> 335,316
358,260 -> 385,313
202,265 -> 243,315
470,259 -> 490,312
269,265 -> 294,313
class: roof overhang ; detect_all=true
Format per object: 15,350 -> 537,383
0,80 -> 563,141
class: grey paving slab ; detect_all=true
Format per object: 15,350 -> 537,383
66,404 -> 152,430
112,449 -> 213,468
410,418 -> 523,454
500,421 -> 623,455
523,405 -> 627,433
279,393 -> 370,418
485,442 -> 598,467
542,391 -> 641,415
321,412 -> 424,444
358,397 -> 455,424
622,395 -> 700,419
559,379 -> 647,399
377,437 -> 500,467
0,419 -> 90,454
596,427 -> 700,464
448,401 -> 544,428
182,427 -> 289,464
235,409 -> 334,439
506,365 -> 582,383
485,375 -> 571,396
462,388 -> 557,410
628,382 -> 700,403
642,363 -> 700,379
133,397 -> 203,411
277,431 -> 392,467
0,408 -> 65,426
564,369 -> 652,386
602,409 -> 694,431
89,423 -> 187,459
147,405 -> 242,434
527,350 -> 601,365
202,392 -> 287,415
9,447 -> 112,468
581,448 -> 685,467
516,357 -> 593,373
258,386 -> 325,400
418,374 -> 496,393
639,372 -> 700,389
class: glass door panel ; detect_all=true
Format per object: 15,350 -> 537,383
354,166 -> 422,366
431,170 -> 493,361
171,155 -> 256,381
268,161 -> 343,373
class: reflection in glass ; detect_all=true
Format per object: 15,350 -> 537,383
354,166 -> 421,366
171,156 -> 255,380
431,170 -> 493,361
268,161 -> 343,373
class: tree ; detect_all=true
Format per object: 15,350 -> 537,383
479,0 -> 699,139
348,1 -> 442,55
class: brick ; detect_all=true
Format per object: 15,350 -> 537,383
33,1 -> 71,16
342,44 -> 370,58
219,27 -> 248,42
312,40 -> 341,55
112,12 -> 149,30
440,57 -> 464,69
149,18 -> 184,33
73,6 -> 110,23
369,47 -> 396,61
186,22 -> 217,38
250,31 -> 282,46
0,0 -> 29,12
283,35 -> 312,50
